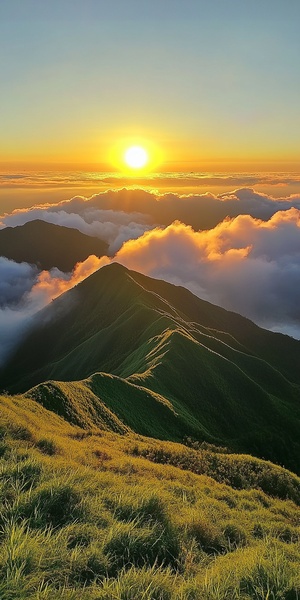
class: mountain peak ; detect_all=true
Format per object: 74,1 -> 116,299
1,263 -> 300,472
0,219 -> 108,271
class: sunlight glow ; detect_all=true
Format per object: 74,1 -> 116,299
109,137 -> 163,174
124,146 -> 148,169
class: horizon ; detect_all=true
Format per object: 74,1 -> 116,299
1,169 -> 300,215
1,0 -> 300,171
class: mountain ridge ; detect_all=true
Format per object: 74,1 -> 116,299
2,262 -> 300,472
0,219 -> 109,271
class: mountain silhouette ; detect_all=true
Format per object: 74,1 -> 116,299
0,220 -> 108,271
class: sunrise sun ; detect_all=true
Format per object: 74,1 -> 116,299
124,146 -> 148,169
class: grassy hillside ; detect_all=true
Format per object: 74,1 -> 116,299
0,220 -> 108,271
0,391 -> 299,599
2,263 -> 300,473
129,268 -> 300,386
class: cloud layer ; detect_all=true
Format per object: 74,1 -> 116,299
113,208 -> 300,338
2,187 -> 300,241
2,186 -> 300,362
0,205 -> 153,254
2,170 -> 300,191
0,258 -> 38,307
0,255 -> 109,367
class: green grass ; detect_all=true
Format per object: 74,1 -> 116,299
1,263 -> 300,473
0,391 -> 299,599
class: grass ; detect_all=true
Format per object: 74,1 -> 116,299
128,440 -> 300,503
0,390 -> 299,599
1,263 -> 300,474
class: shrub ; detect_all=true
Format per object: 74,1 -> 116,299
68,546 -> 110,585
223,523 -> 247,549
103,520 -> 180,574
36,438 -> 58,456
188,521 -> 224,555
23,483 -> 84,528
97,565 -> 174,600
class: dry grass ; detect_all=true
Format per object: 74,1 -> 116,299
0,392 -> 299,599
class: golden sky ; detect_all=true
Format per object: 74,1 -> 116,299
1,1 -> 300,172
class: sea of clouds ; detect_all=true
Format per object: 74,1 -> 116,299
2,186 -> 300,234
1,185 -> 300,365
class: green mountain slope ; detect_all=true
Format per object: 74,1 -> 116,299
1,263 -> 300,472
0,219 -> 108,271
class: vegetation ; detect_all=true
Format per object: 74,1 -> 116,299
0,391 -> 299,599
1,263 -> 300,598
1,264 -> 300,473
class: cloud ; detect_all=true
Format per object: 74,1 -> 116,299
28,254 -> 110,306
0,255 -> 109,367
0,257 -> 38,307
1,170 -> 300,190
112,208 -> 300,338
2,187 -> 300,344
0,258 -> 38,367
0,205 -> 153,254
2,188 -> 300,244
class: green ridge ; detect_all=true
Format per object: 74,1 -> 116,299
1,263 -> 300,472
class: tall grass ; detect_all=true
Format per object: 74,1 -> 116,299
0,394 -> 299,599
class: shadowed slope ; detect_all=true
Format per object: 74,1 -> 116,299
27,373 -> 186,440
0,220 -> 108,271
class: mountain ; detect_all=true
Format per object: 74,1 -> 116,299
1,263 -> 300,472
0,219 -> 108,271
1,262 -> 300,598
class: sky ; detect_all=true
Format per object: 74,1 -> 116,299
1,1 -> 300,351
1,0 -> 300,171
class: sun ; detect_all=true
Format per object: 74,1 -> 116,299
124,146 -> 148,169
109,138 -> 162,173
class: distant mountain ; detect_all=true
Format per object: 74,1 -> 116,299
1,263 -> 300,472
0,220 -> 108,271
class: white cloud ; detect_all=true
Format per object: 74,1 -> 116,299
112,208 -> 300,338
0,255 -> 109,366
2,187 -> 300,346
0,257 -> 38,306
2,187 -> 300,247
0,205 -> 153,254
